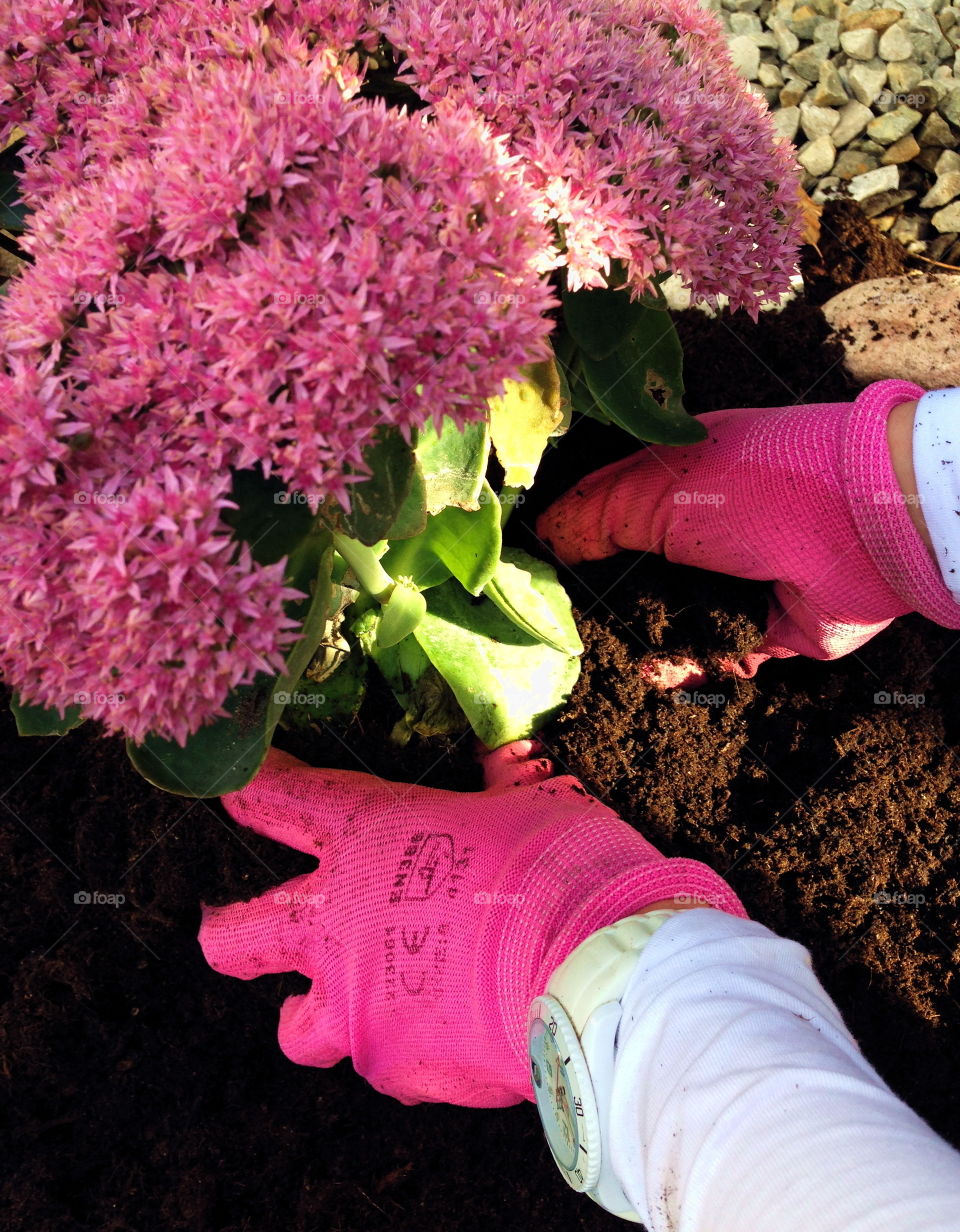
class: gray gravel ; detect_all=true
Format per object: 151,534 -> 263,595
713,0 -> 960,261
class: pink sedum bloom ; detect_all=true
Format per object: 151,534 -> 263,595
381,0 -> 803,310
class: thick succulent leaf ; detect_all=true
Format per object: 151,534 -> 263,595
337,427 -> 417,545
377,580 -> 427,648
221,467 -> 316,565
381,479 -> 501,596
10,693 -> 84,736
483,548 -> 583,656
415,417 -> 489,514
383,459 -> 428,541
582,307 -> 706,446
488,360 -> 566,489
413,580 -> 580,747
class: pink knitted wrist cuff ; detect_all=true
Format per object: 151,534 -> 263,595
844,380 -> 960,629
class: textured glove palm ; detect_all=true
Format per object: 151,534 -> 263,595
199,742 -> 744,1107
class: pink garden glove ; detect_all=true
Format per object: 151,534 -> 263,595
538,379 -> 960,685
199,741 -> 745,1107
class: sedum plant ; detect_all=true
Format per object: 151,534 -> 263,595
0,0 -> 802,795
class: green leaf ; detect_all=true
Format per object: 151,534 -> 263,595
125,677 -> 277,798
413,580 -> 581,747
377,579 -> 426,648
383,459 -> 428,541
483,548 -> 583,656
126,536 -> 334,797
563,284 -> 646,361
221,467 -> 317,565
488,360 -> 566,489
415,417 -> 489,514
281,650 -> 367,727
354,613 -> 431,709
581,307 -> 706,446
10,692 -> 84,736
338,427 -> 416,545
0,166 -> 28,234
380,478 -> 501,596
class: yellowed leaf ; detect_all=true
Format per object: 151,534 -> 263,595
488,359 -> 565,489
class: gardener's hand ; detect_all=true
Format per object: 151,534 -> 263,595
537,380 -> 955,684
199,742 -> 744,1107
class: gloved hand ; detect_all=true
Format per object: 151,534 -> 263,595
199,741 -> 745,1107
538,380 -> 960,685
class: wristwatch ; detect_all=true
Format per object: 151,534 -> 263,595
528,909 -> 678,1222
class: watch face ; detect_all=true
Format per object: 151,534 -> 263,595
528,995 -> 601,1192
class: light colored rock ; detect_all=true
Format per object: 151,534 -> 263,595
729,11 -> 762,35
936,147 -> 960,172
918,109 -> 959,145
866,103 -> 923,142
823,274 -> 960,388
848,163 -> 901,198
879,21 -> 915,60
788,42 -> 832,81
880,133 -> 922,162
939,84 -> 960,123
932,199 -> 960,228
780,77 -> 809,106
811,175 -> 844,203
890,213 -> 927,244
769,17 -> 800,58
788,3 -> 821,39
887,61 -> 925,94
812,58 -> 850,105
848,61 -> 889,105
758,61 -> 785,88
772,105 -> 801,142
840,27 -> 879,57
920,168 -> 960,204
841,8 -> 904,32
833,147 -> 879,177
800,102 -> 841,138
831,99 -> 875,144
797,133 -> 837,175
813,18 -> 841,50
727,34 -> 761,79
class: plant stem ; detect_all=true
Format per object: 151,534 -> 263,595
331,532 -> 395,604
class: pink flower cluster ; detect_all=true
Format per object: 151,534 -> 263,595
383,0 -> 803,307
0,0 -> 801,747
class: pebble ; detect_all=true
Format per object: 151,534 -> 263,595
715,0 -> 960,256
840,28 -> 879,58
879,21 -> 915,60
798,133 -> 837,173
920,168 -> 960,204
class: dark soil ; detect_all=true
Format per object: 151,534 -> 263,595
4,202 -> 960,1231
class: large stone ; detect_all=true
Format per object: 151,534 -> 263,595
800,102 -> 841,138
788,3 -> 821,39
788,42 -> 832,81
879,21 -> 915,61
813,18 -> 841,50
758,61 -> 785,89
936,148 -> 960,173
848,163 -> 900,198
848,61 -> 888,106
920,169 -> 960,205
866,104 -> 923,143
729,12 -> 762,35
880,133 -> 921,163
772,105 -> 801,142
841,9 -> 904,33
932,199 -> 960,229
840,27 -> 879,58
823,274 -> 960,388
727,35 -> 761,80
831,99 -> 875,145
812,59 -> 850,105
797,134 -> 837,175
918,109 -> 959,146
887,62 -> 925,96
